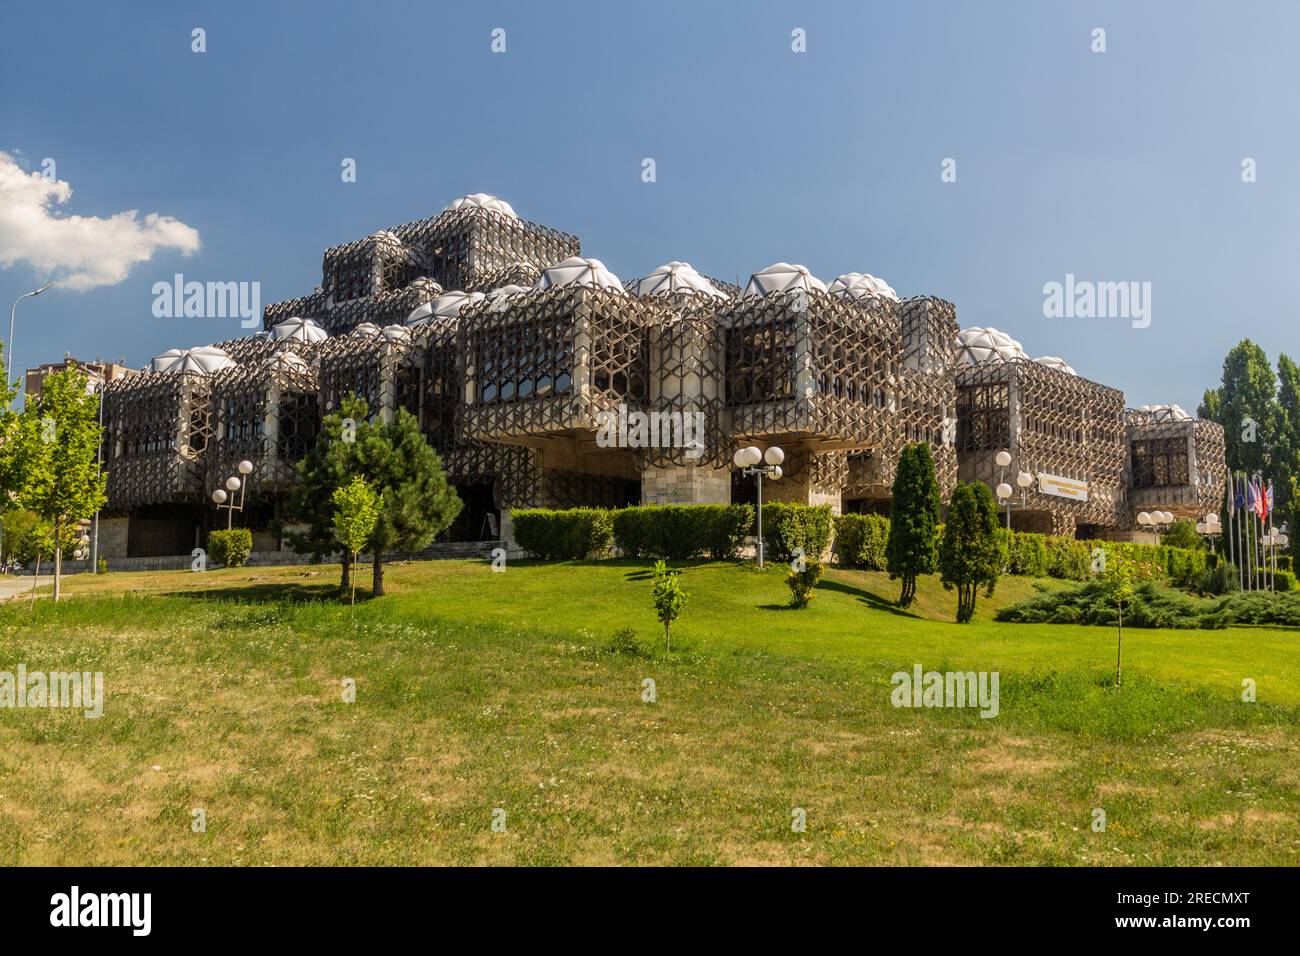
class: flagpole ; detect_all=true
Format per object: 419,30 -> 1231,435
1227,472 -> 1237,584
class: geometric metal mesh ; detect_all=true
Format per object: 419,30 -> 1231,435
1125,409 -> 1227,522
955,357 -> 1126,535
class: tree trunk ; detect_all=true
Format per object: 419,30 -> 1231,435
53,516 -> 62,603
665,620 -> 671,654
30,552 -> 41,609
1115,605 -> 1123,688
340,550 -> 351,596
350,551 -> 357,606
372,550 -> 384,597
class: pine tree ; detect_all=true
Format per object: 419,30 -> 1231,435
886,442 -> 941,607
286,395 -> 367,594
938,481 -> 1001,623
355,407 -> 462,596
1200,339 -> 1279,478
1273,354 -> 1300,514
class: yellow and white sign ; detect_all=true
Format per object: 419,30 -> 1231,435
1037,473 -> 1089,502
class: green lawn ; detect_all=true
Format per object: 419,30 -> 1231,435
0,559 -> 1296,865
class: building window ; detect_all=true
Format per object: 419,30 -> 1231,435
1131,436 -> 1188,488
956,382 -> 1010,452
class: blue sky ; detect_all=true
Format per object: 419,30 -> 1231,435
1,0 -> 1296,411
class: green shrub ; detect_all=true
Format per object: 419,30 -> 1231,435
761,503 -> 834,563
208,528 -> 253,568
832,513 -> 889,569
1004,531 -> 1049,577
787,558 -> 823,608
612,504 -> 753,560
996,579 -> 1204,629
1201,590 -> 1300,628
1199,560 -> 1239,596
1046,536 -> 1091,580
512,508 -> 613,560
1269,569 -> 1295,592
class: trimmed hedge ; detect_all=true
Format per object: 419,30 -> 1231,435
512,508 -> 613,560
208,528 -> 253,568
1001,530 -> 1049,577
832,513 -> 889,570
761,503 -> 834,563
613,504 -> 753,560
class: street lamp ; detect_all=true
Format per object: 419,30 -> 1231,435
7,279 -> 58,382
1137,510 -> 1173,539
212,460 -> 254,530
993,450 -> 1033,530
733,444 -> 783,568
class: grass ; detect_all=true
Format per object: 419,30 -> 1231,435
0,559 -> 1296,865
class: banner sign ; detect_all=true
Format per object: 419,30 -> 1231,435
1037,473 -> 1089,501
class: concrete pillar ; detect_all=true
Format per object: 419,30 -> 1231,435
640,463 -> 731,505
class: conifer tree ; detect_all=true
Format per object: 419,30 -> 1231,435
886,442 -> 942,607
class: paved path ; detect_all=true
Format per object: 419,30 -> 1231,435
0,575 -> 52,602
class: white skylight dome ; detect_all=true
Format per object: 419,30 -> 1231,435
379,324 -> 412,342
487,284 -> 532,312
149,346 -> 236,375
351,322 -> 382,337
630,261 -> 726,299
271,316 -> 329,343
443,193 -> 517,219
827,272 -> 898,302
955,327 -> 1028,365
536,257 -> 625,293
1135,403 -> 1193,422
262,350 -> 309,373
742,263 -> 828,299
406,291 -> 487,326
1034,355 -> 1077,376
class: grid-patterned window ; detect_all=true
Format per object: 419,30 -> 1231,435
956,382 -> 1010,452
1131,436 -> 1189,488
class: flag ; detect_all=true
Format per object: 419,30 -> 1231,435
1266,480 -> 1275,518
1234,476 -> 1246,513
1246,478 -> 1257,514
1253,478 -> 1267,521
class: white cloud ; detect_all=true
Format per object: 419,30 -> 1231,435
0,151 -> 201,292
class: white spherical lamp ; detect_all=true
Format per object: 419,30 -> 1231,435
995,450 -> 1012,468
769,465 -> 782,481
225,476 -> 241,492
764,446 -> 785,467
238,459 -> 254,475
1137,511 -> 1151,526
1016,471 -> 1033,489
996,482 -> 1012,500
212,489 -> 228,504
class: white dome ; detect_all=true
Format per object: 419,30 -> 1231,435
350,322 -> 382,337
742,263 -> 828,299
630,261 -> 725,299
262,350 -> 309,372
955,327 -> 1028,365
270,316 -> 329,343
487,284 -> 532,312
443,193 -> 517,219
379,324 -> 412,342
149,346 -> 235,376
827,272 -> 898,302
1034,355 -> 1077,376
1135,403 -> 1192,422
406,291 -> 487,326
536,256 -> 624,293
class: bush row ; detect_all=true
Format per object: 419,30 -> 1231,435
998,578 -> 1300,629
207,528 -> 253,568
510,506 -> 1212,590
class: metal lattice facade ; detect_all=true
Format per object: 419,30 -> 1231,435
92,193 -> 1226,555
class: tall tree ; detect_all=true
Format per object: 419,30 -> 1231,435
1200,339 -> 1279,478
886,442 -> 942,607
17,368 -> 106,601
1273,354 -> 1300,514
938,481 -> 1002,623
